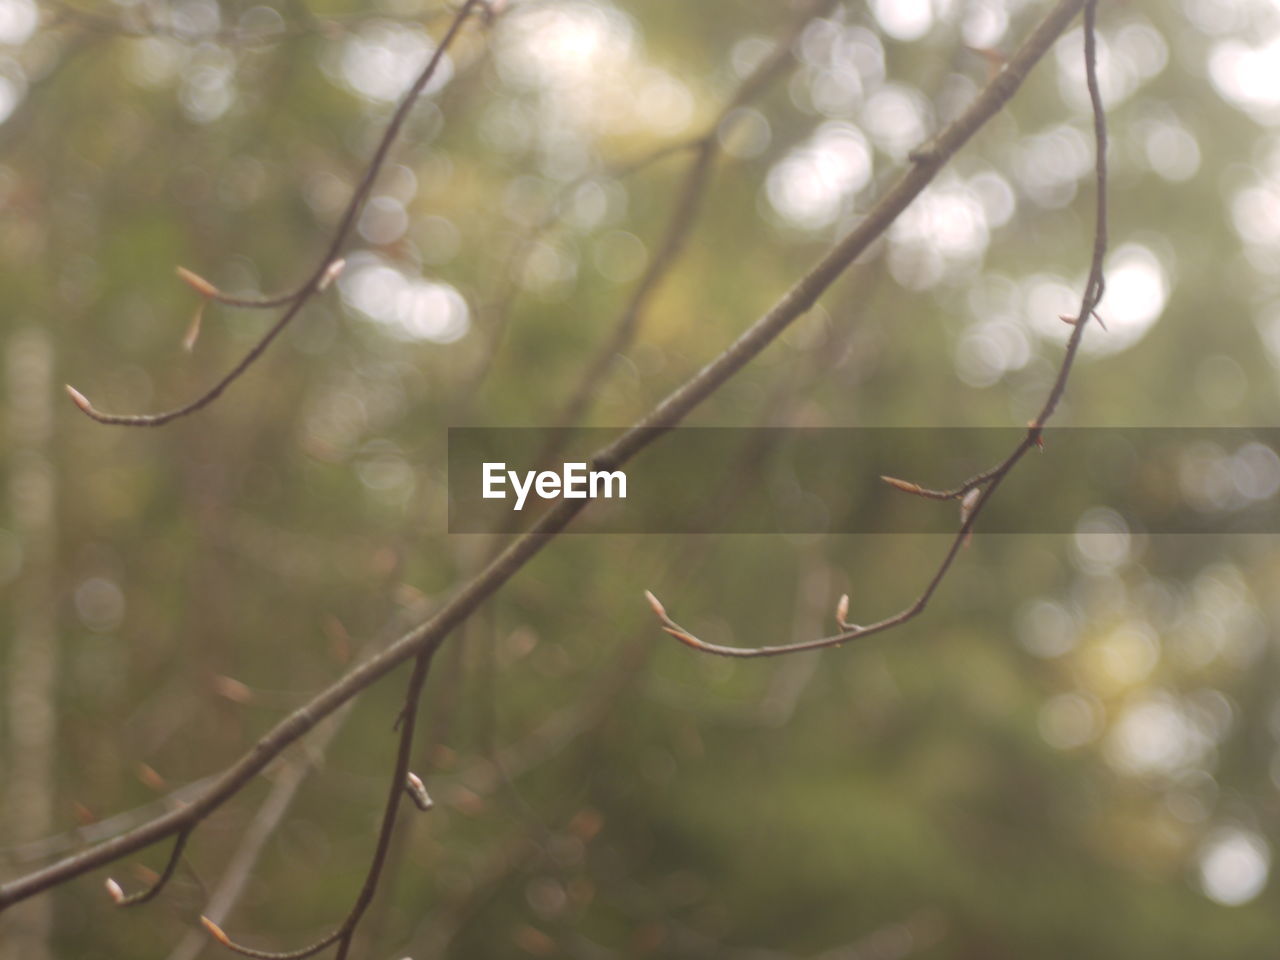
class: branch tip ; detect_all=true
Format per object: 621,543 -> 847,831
406,771 -> 434,811
201,916 -> 232,947
643,590 -> 666,619
64,384 -> 92,414
881,475 -> 924,496
105,877 -> 124,904
176,266 -> 219,298
183,300 -> 207,353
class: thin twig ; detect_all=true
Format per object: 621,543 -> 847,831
452,132 -> 710,426
0,0 -> 1085,910
333,651 -> 433,959
646,0 -> 1108,659
205,651 -> 435,959
461,0 -> 837,416
164,703 -> 355,960
105,827 -> 191,907
551,0 -> 840,436
64,0 -> 486,427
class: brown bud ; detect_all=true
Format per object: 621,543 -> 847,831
212,674 -> 253,703
881,475 -> 924,496
176,266 -> 219,298
201,917 -> 232,947
182,300 -> 206,353
136,762 -> 167,792
65,384 -> 92,413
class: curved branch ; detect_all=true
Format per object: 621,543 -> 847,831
201,652 -> 433,959
199,918 -> 342,960
65,0 -> 485,427
647,0 -> 1109,659
0,0 -> 1086,910
103,827 -> 191,908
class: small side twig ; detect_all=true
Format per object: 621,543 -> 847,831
102,826 -> 191,908
461,0 -> 835,414
64,0 -> 487,427
548,0 -> 840,437
201,651 -> 435,960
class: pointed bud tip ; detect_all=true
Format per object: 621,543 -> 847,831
176,266 -> 219,298
65,384 -> 92,413
105,877 -> 124,903
201,917 -> 231,946
182,301 -> 206,353
644,590 -> 666,619
836,593 -> 849,624
881,475 -> 923,496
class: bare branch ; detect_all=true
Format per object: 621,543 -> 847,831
64,0 -> 486,427
0,0 -> 1085,911
646,0 -> 1109,659
203,651 -> 435,959
461,1 -> 835,411
332,651 -> 433,959
549,0 -> 840,436
164,707 -> 355,960
103,827 -> 191,908
199,916 -> 341,960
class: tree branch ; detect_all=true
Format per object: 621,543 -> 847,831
646,0 -> 1109,658
64,0 -> 486,427
460,0 -> 836,414
0,0 -> 1086,911
202,651 -> 434,959
103,827 -> 191,908
549,0 -> 840,435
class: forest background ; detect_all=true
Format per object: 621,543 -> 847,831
4,0 -> 1280,958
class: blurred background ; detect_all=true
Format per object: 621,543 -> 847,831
3,0 -> 1280,957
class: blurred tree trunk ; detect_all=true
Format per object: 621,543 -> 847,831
2,328 -> 58,960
